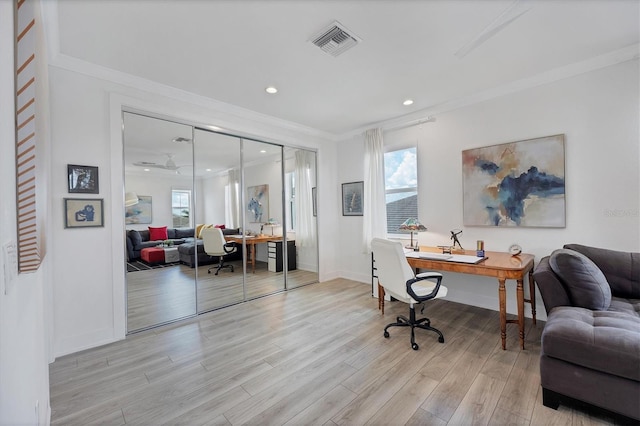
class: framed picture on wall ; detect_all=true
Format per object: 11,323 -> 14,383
67,164 -> 99,194
64,198 -> 104,228
342,181 -> 364,216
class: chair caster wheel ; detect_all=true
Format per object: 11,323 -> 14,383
383,331 -> 389,338
438,336 -> 445,343
215,272 -> 219,276
412,343 -> 419,350
207,270 -> 211,274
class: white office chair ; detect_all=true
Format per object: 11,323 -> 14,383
202,227 -> 237,275
371,237 -> 448,350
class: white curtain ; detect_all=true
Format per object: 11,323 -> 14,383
363,128 -> 387,253
294,150 -> 316,247
226,168 -> 241,229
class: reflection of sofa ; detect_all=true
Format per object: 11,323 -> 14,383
126,227 -> 243,267
533,244 -> 640,421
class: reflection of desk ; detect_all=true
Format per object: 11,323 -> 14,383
225,235 -> 279,274
400,247 -> 535,350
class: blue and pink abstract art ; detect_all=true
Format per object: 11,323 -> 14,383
462,135 -> 565,227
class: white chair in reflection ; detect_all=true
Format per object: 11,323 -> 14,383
202,228 -> 237,275
371,237 -> 448,350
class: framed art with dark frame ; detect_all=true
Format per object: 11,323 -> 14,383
64,198 -> 104,228
67,164 -> 99,194
342,181 -> 364,216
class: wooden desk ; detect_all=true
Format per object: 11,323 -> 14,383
402,247 -> 536,350
225,235 -> 279,274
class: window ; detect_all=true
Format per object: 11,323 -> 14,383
285,172 -> 295,231
171,189 -> 191,228
384,147 -> 418,233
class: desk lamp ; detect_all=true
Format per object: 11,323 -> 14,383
398,218 -> 427,250
263,218 -> 279,236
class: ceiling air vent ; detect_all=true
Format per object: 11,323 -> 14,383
310,21 -> 360,57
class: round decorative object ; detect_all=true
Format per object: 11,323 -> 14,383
509,244 -> 522,256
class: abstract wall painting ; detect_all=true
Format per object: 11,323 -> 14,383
125,195 -> 152,225
462,134 -> 566,227
247,184 -> 269,223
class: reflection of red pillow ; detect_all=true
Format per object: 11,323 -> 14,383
214,224 -> 226,229
149,226 -> 168,241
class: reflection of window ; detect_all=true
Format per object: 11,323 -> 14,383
172,189 -> 191,228
384,147 -> 418,233
285,172 -> 295,231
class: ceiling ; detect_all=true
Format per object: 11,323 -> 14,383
51,0 -> 638,137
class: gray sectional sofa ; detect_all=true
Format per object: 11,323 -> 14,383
533,244 -> 639,421
126,227 -> 242,267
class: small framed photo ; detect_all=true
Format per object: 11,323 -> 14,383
68,164 -> 99,194
64,198 -> 104,228
342,181 -> 364,216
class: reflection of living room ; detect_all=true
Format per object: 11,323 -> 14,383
124,114 -> 319,332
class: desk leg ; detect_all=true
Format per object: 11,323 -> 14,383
250,244 -> 256,273
378,284 -> 385,315
499,278 -> 507,350
517,278 -> 525,350
529,269 -> 537,325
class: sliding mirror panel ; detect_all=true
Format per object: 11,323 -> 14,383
123,112 -> 196,332
284,147 -> 319,288
193,129 -> 245,312
241,139 -> 286,299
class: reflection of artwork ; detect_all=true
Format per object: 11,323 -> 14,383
247,184 -> 269,223
64,198 -> 104,228
462,134 -> 565,227
342,181 -> 364,216
125,195 -> 152,224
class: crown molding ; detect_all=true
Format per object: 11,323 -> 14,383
340,43 -> 639,140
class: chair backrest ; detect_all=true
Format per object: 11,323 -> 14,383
202,227 -> 226,256
371,238 -> 415,298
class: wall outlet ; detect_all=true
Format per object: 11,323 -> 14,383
3,241 -> 18,295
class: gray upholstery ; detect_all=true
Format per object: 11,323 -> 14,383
534,244 -> 640,421
549,249 -> 611,310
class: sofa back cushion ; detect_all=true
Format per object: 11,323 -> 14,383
149,226 -> 168,241
128,230 -> 143,247
564,244 -> 640,299
550,249 -> 611,310
174,228 -> 195,239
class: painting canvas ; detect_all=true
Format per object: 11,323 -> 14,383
125,195 -> 152,224
68,164 -> 99,194
342,181 -> 364,216
247,184 -> 269,223
462,134 -> 565,227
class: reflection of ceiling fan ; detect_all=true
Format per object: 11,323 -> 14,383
133,153 -> 187,171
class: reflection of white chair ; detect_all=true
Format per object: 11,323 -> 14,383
202,228 -> 237,275
371,237 -> 448,350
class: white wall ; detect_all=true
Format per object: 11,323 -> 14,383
125,172 -> 200,231
200,174 -> 227,226
0,1 -> 51,423
338,59 -> 640,319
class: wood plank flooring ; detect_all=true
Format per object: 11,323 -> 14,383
127,261 -> 318,332
52,279 -> 622,425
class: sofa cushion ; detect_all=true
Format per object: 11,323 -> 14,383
542,307 -> 640,381
149,226 -> 168,241
174,228 -> 195,239
128,230 -> 142,247
564,244 -> 640,299
166,228 -> 176,239
550,249 -> 611,310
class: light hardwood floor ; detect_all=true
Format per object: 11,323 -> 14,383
52,279 -> 621,425
127,261 -> 318,332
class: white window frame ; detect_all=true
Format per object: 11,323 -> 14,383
384,146 -> 418,236
171,189 -> 192,228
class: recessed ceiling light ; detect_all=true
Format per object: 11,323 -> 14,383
206,168 -> 212,172
265,86 -> 278,94
403,99 -> 414,106
260,150 -> 267,153
144,168 -> 150,172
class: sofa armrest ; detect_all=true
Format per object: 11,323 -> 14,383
533,256 -> 572,314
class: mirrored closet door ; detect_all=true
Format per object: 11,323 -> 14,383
123,112 -> 197,332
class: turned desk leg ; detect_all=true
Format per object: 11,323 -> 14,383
378,284 -> 385,315
517,278 -> 525,350
499,278 -> 507,350
529,269 -> 537,325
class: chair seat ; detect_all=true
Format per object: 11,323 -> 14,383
387,283 -> 448,305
